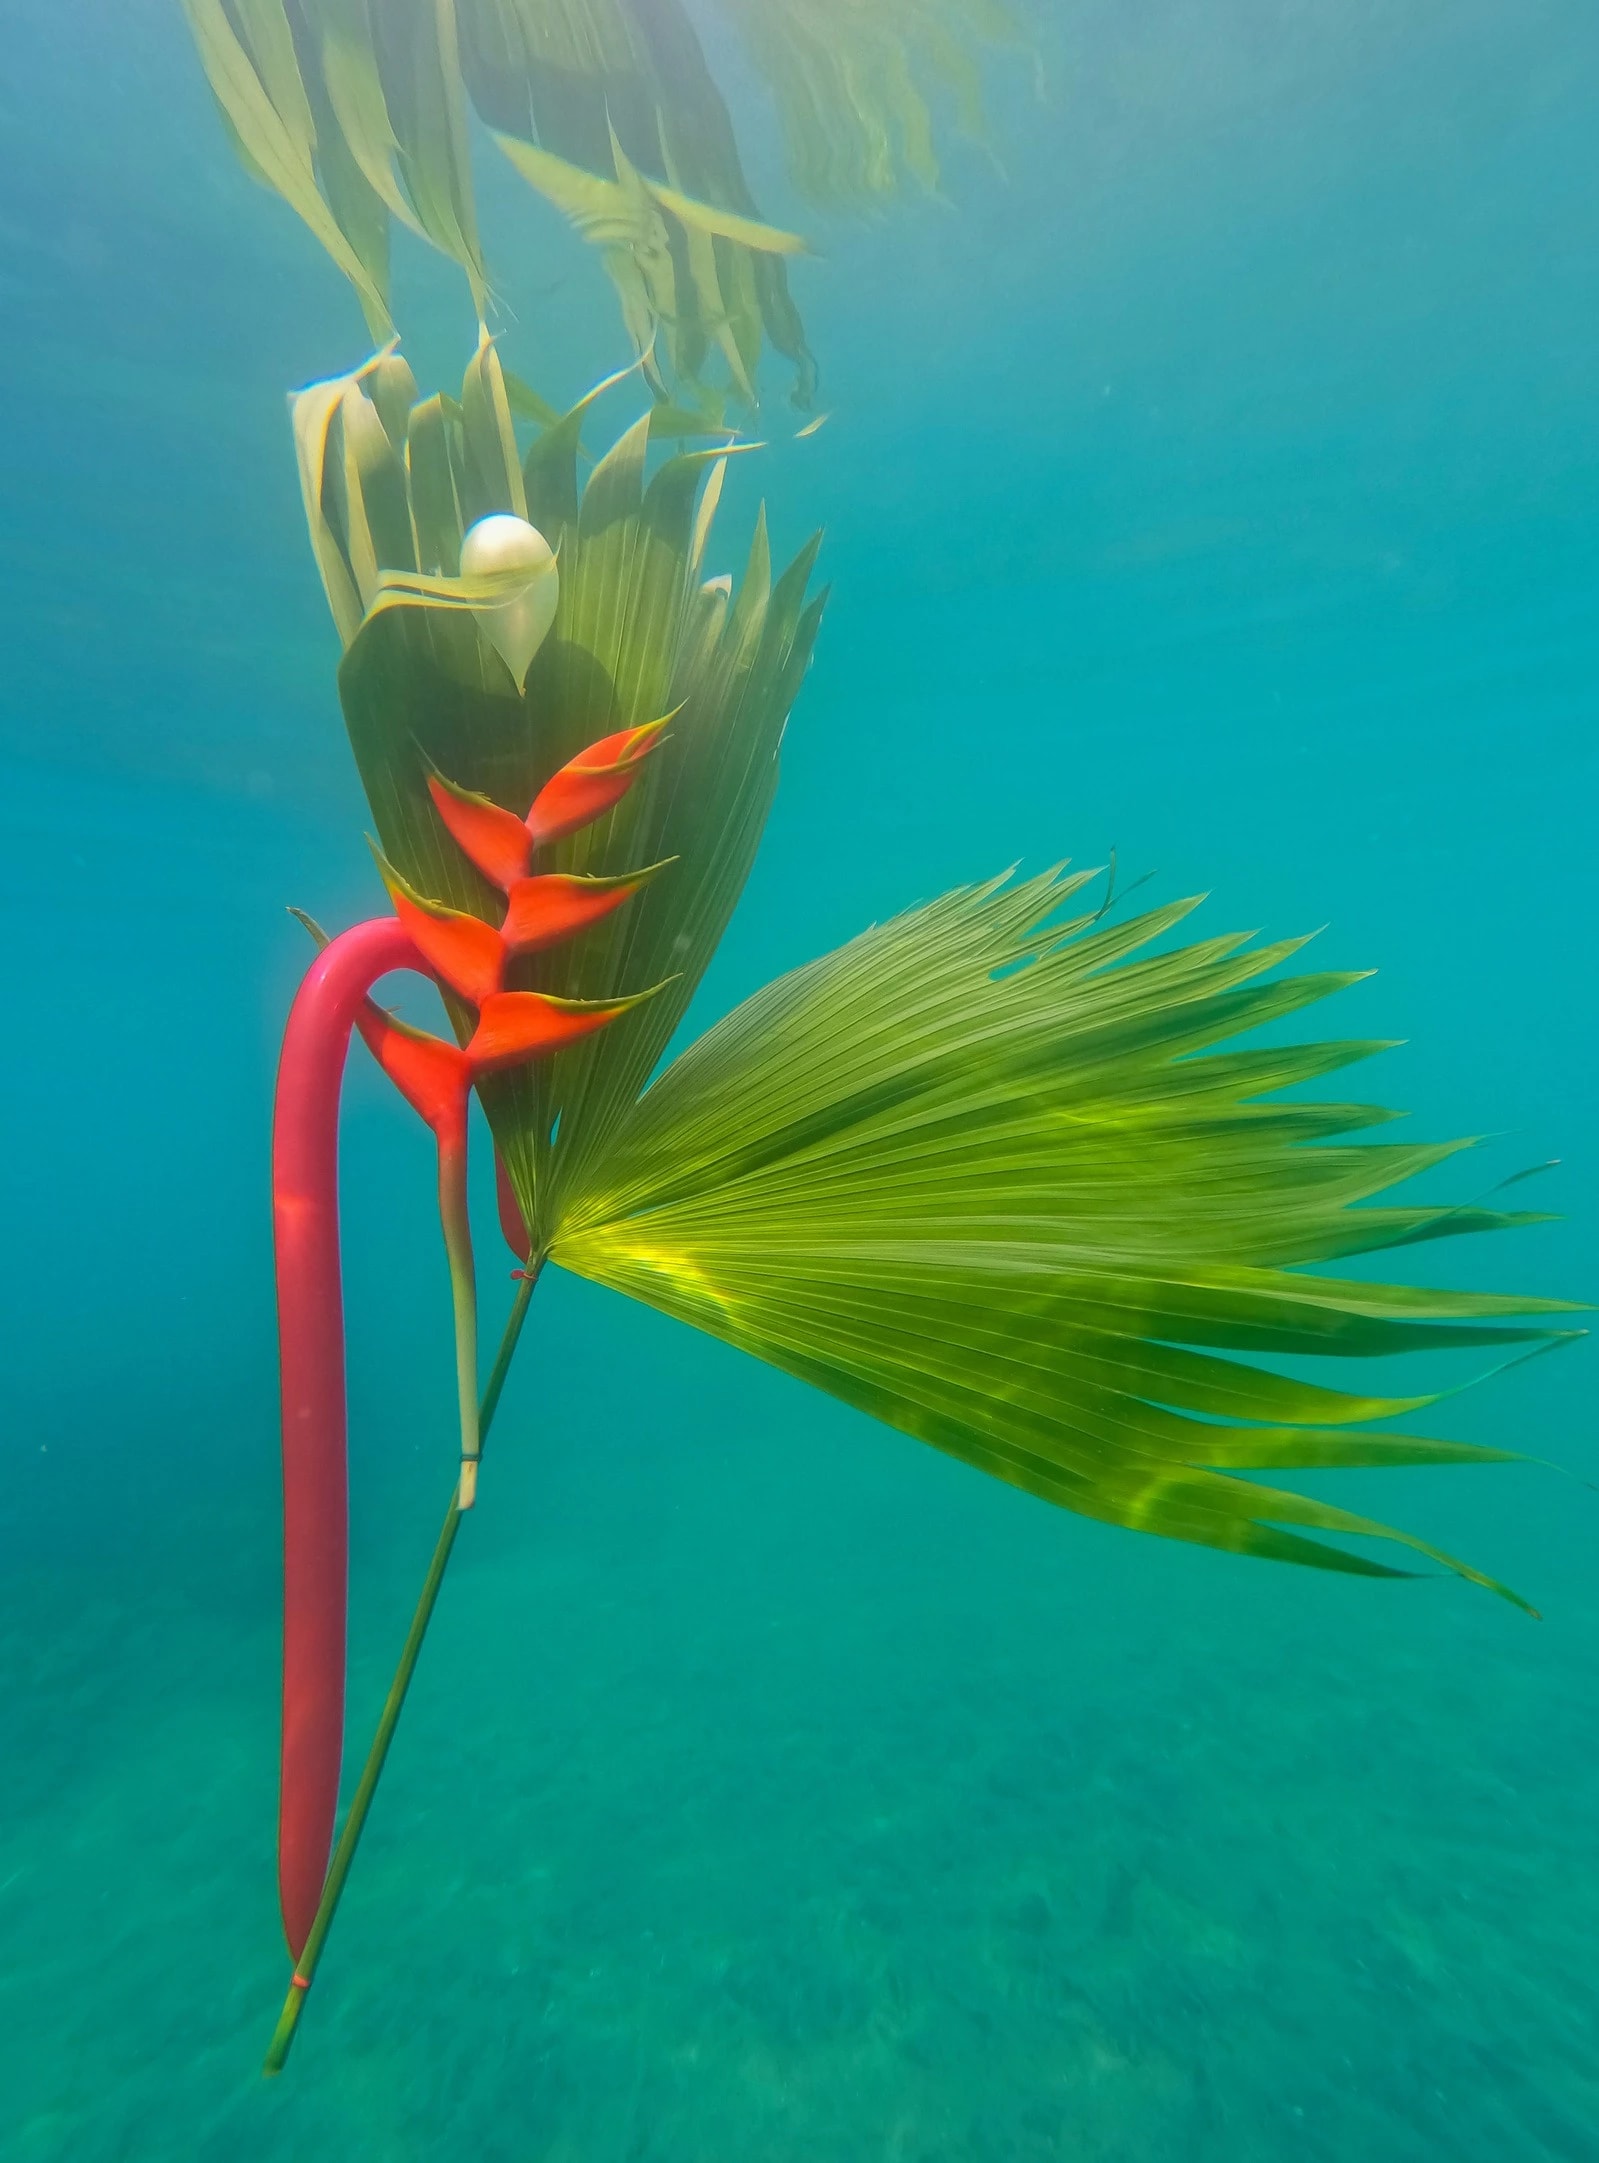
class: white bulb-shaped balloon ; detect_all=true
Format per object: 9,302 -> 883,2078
459,513 -> 558,690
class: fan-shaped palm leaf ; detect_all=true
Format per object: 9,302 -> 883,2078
548,870 -> 1582,1607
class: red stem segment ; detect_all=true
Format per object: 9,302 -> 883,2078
271,916 -> 424,1961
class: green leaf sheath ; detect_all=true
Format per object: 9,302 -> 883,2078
546,872 -> 1584,1607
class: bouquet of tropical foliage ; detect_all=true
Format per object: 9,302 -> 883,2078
176,0 -> 1580,2073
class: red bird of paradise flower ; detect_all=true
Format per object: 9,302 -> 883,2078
269,725 -> 668,1990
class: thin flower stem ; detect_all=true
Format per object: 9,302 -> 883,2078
262,1260 -> 541,2077
436,1126 -> 481,1506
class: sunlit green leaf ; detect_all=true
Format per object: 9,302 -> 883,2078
548,872 -> 1584,1608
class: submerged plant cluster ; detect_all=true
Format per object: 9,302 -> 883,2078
182,0 -> 1026,409
175,0 -> 1582,2074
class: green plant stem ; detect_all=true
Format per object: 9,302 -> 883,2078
438,1131 -> 481,1504
263,1261 -> 541,2077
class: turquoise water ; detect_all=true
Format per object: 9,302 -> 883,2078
3,3 -> 1597,2155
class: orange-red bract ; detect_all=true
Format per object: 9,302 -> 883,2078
386,884 -> 504,1005
526,720 -> 668,847
467,990 -> 640,1072
427,774 -> 533,891
353,1004 -> 472,1136
502,868 -> 655,954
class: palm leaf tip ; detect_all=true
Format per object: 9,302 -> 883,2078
548,869 -> 1583,1610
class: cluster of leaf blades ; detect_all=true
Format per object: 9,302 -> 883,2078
461,0 -> 817,407
179,0 -> 816,405
181,0 -> 486,333
716,0 -> 1033,207
545,870 -> 1583,1608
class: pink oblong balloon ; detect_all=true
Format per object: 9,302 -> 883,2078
271,916 -> 422,1960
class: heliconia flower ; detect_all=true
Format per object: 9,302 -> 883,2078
426,717 -> 671,890
271,722 -> 670,1969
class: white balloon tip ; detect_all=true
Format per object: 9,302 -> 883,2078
460,514 -> 559,689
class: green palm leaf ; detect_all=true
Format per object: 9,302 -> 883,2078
180,0 -> 488,325
462,0 -> 819,405
712,0 -> 1032,208
180,0 -> 393,333
549,869 -> 1583,1608
182,0 -> 819,403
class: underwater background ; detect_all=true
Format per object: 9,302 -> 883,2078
3,1 -> 1597,2155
